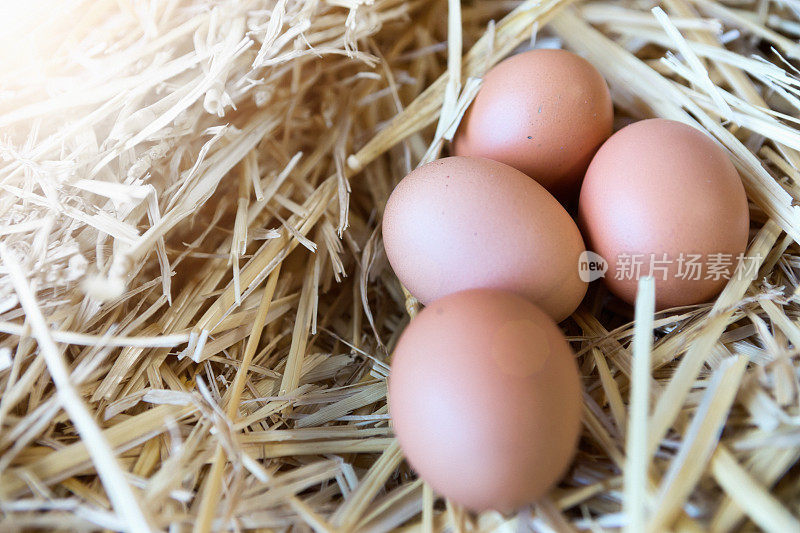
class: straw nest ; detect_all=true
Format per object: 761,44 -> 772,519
1,0 -> 799,531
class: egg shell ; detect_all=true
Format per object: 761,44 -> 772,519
453,49 -> 613,200
382,156 -> 588,322
388,289 -> 583,512
578,118 -> 750,309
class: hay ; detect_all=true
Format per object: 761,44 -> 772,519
0,0 -> 799,530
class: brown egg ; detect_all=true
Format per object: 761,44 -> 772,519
452,49 -> 613,200
388,289 -> 583,512
578,119 -> 750,309
382,156 -> 587,321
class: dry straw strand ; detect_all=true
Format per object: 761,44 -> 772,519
623,277 -> 655,533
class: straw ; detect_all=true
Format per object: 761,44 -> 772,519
1,0 -> 799,530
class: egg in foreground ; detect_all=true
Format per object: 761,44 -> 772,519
388,289 -> 583,512
382,156 -> 588,322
